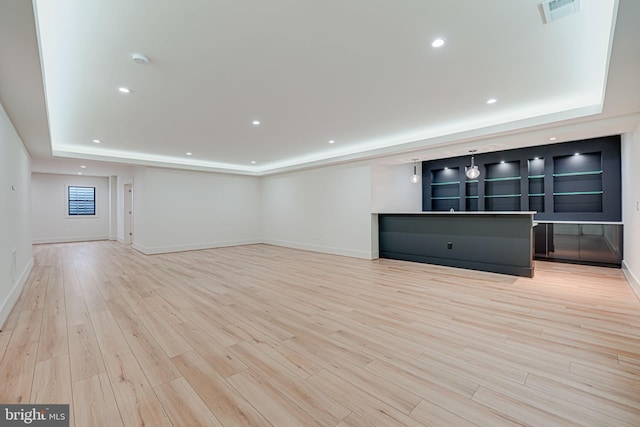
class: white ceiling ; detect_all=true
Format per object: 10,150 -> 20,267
2,0 -> 640,177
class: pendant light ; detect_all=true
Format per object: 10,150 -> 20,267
465,150 -> 480,179
410,159 -> 420,183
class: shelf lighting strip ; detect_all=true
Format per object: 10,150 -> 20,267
553,191 -> 603,196
484,194 -> 522,198
552,170 -> 603,177
430,181 -> 461,186
484,176 -> 522,182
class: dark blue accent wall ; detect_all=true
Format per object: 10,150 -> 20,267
422,135 -> 621,222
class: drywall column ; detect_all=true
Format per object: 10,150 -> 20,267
0,101 -> 33,328
109,175 -> 117,240
622,125 -> 640,299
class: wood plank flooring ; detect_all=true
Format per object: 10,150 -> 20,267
1,241 -> 639,426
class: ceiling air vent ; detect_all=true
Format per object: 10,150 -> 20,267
542,0 -> 581,23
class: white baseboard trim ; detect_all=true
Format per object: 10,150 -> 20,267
262,239 -> 375,260
33,235 -> 110,244
622,260 -> 640,301
38,236 -> 375,259
132,239 -> 262,255
0,256 -> 34,330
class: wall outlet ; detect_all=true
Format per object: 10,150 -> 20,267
447,242 -> 453,250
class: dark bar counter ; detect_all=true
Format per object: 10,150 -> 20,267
375,212 -> 536,277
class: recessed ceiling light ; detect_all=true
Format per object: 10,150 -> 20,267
118,87 -> 131,94
251,161 -> 256,164
574,152 -> 580,156
486,98 -> 497,104
186,152 -> 192,156
80,165 -> 86,169
444,166 -> 448,170
500,160 -> 505,164
534,157 -> 540,160
431,38 -> 446,48
92,139 -> 101,144
77,172 -> 83,175
328,140 -> 335,144
549,137 -> 557,141
252,120 -> 260,126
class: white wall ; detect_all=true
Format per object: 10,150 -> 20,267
371,163 -> 422,212
622,125 -> 640,299
131,166 -> 261,254
261,162 -> 375,259
31,173 -> 110,243
0,102 -> 33,328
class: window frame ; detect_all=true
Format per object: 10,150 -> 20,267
66,185 -> 97,217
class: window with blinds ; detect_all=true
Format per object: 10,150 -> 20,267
68,186 -> 96,215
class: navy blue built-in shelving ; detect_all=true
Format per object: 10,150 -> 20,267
421,136 -> 621,222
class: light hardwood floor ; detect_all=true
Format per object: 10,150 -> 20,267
1,241 -> 639,426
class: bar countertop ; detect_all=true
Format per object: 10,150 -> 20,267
373,211 -> 537,215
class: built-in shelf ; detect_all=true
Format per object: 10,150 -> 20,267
553,191 -> 603,196
431,167 -> 461,211
423,136 -> 620,221
465,179 -> 479,211
484,176 -> 521,182
553,170 -> 603,178
484,162 -> 521,211
553,153 -> 604,214
528,158 -> 545,214
484,194 -> 522,198
430,181 -> 460,186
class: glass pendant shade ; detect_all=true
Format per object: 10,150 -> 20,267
410,160 -> 420,183
465,153 -> 480,179
465,165 -> 480,179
